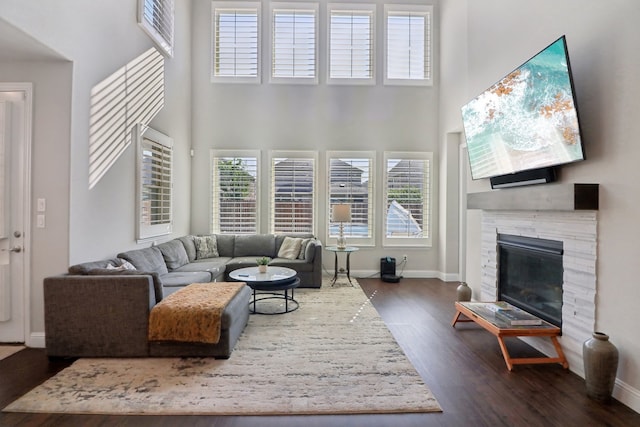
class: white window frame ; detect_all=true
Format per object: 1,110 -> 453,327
269,151 -> 318,234
269,2 -> 319,85
138,0 -> 175,57
327,3 -> 376,86
384,4 -> 433,86
135,125 -> 173,241
326,151 -> 376,247
210,150 -> 261,234
211,1 -> 262,84
383,151 -> 432,247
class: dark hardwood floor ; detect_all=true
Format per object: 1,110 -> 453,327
1,278 -> 638,426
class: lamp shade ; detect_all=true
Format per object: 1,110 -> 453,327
332,204 -> 352,222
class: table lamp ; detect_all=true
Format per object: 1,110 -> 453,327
332,203 -> 351,249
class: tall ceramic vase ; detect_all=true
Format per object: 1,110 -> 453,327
456,282 -> 472,302
583,332 -> 619,402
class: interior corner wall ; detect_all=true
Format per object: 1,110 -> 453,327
441,0 -> 640,412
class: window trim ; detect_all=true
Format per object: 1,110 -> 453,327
382,151 -> 433,248
327,3 -> 376,86
269,2 -> 319,85
268,150 -> 318,235
210,149 -> 261,234
135,124 -> 173,242
326,151 -> 376,247
211,1 -> 262,84
383,4 -> 433,87
137,0 -> 175,57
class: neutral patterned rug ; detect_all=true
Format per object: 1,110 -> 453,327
0,345 -> 24,361
3,278 -> 441,415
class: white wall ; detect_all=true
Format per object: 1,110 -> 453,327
190,0 -> 443,276
440,0 -> 640,412
0,0 -> 193,337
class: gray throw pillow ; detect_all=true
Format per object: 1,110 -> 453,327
195,235 -> 219,259
298,238 -> 312,260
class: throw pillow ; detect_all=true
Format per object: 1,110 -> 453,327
106,260 -> 137,271
278,237 -> 303,260
195,235 -> 219,259
298,238 -> 312,260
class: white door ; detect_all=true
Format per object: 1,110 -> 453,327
0,90 -> 28,343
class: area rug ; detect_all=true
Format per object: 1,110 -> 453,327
0,345 -> 24,361
3,280 -> 441,415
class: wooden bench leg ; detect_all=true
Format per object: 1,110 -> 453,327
551,336 -> 570,369
497,337 -> 514,371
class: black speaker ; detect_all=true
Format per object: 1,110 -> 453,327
380,257 -> 400,283
490,167 -> 556,189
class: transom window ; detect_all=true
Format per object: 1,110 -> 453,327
327,3 -> 376,85
211,150 -> 260,234
384,5 -> 433,86
269,151 -> 317,234
270,3 -> 319,84
211,2 -> 261,83
383,152 -> 432,247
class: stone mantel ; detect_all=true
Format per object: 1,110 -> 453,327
467,183 -> 599,211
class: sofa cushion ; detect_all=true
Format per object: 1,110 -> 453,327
68,258 -> 122,275
177,236 -> 197,262
234,234 -> 275,257
117,247 -> 169,275
157,240 -> 190,270
194,235 -> 219,259
215,234 -> 235,257
173,257 -> 230,278
86,268 -> 164,303
278,236 -> 303,260
160,271 -> 213,289
269,258 -> 314,272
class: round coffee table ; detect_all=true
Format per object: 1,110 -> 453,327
228,266 -> 300,314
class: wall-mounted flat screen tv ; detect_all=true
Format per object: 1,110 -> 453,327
461,36 -> 585,181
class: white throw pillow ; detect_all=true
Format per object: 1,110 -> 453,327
278,237 -> 303,260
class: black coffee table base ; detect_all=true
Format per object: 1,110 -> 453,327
249,277 -> 300,315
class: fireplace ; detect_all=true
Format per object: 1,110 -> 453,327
497,234 -> 563,327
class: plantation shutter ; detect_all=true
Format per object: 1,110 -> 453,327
328,6 -> 374,81
270,157 -> 315,233
140,0 -> 175,56
384,5 -> 432,85
328,157 -> 373,240
384,155 -> 430,243
272,6 -> 317,80
140,134 -> 172,236
213,4 -> 260,81
212,155 -> 258,234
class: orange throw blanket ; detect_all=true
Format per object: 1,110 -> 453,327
148,282 -> 245,344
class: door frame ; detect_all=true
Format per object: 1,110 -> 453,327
0,82 -> 32,345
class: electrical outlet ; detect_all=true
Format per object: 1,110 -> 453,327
402,254 -> 408,262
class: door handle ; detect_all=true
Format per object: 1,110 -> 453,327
4,246 -> 22,253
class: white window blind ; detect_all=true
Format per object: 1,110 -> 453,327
271,3 -> 318,83
384,5 -> 432,86
383,152 -> 432,247
136,126 -> 173,240
138,0 -> 175,57
327,152 -> 375,246
270,153 -> 316,234
212,2 -> 261,83
328,4 -> 375,84
211,152 -> 259,234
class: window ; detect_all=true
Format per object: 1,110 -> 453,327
138,0 -> 175,57
384,5 -> 432,86
270,3 -> 319,84
212,2 -> 261,83
383,152 -> 432,247
327,3 -> 376,85
135,125 -> 173,241
211,150 -> 260,234
269,151 -> 317,234
327,152 -> 375,246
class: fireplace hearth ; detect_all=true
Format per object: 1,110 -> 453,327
497,234 -> 563,327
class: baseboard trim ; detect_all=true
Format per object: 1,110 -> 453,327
27,332 -> 45,348
613,379 -> 640,414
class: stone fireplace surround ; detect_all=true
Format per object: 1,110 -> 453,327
468,183 -> 599,372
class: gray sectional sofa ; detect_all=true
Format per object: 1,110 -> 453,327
44,233 -> 322,359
